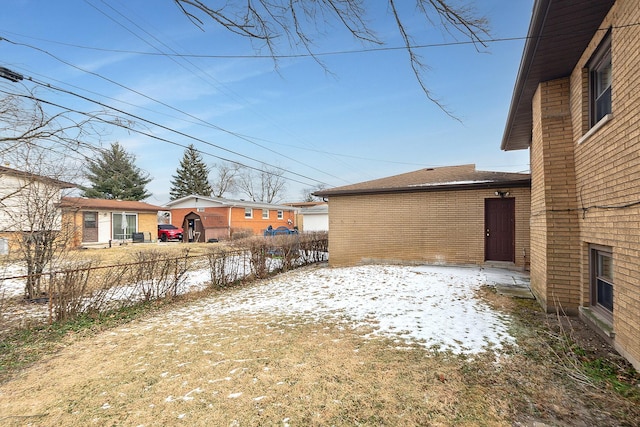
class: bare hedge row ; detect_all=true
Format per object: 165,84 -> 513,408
5,232 -> 328,325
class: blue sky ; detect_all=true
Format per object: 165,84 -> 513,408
0,0 -> 533,204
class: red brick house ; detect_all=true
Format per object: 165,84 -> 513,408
164,195 -> 298,242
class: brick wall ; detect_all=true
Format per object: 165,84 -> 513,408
566,0 -> 640,368
230,207 -> 295,236
530,77 -> 582,313
327,187 -> 530,268
138,212 -> 158,241
170,207 -> 296,238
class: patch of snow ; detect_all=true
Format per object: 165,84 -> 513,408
408,180 -> 493,187
161,265 -> 520,354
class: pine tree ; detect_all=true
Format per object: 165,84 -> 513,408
81,142 -> 151,201
169,144 -> 212,200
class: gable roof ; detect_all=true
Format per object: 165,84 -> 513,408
164,194 -> 298,211
501,0 -> 615,151
60,197 -> 162,212
0,165 -> 76,189
314,165 -> 530,197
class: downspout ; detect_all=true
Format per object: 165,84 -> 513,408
228,206 -> 232,239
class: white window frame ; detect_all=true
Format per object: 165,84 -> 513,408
277,210 -> 284,220
262,209 -> 269,219
244,208 -> 253,219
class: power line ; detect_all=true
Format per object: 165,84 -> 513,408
0,36 -> 348,185
2,22 -> 638,59
3,80 -> 329,190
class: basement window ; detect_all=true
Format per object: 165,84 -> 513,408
590,245 -> 613,323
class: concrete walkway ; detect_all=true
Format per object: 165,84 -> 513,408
482,267 -> 534,300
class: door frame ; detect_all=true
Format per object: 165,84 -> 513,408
484,197 -> 515,262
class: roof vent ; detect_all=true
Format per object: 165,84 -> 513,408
425,168 -> 435,171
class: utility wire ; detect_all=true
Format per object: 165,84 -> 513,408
2,22 -> 638,59
11,77 -> 329,187
0,87 -> 321,189
0,36 -> 345,184
92,0 -> 363,181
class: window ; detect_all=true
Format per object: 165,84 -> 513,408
244,208 -> 253,219
262,209 -> 269,219
83,212 -> 97,229
277,210 -> 284,220
588,32 -> 612,127
112,213 -> 137,240
590,245 -> 613,320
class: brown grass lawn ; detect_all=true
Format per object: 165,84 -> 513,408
0,261 -> 639,426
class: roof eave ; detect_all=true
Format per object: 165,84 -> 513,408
315,179 -> 531,197
501,0 -> 615,152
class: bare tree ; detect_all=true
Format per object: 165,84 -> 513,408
0,90 -> 104,299
210,161 -> 241,198
1,89 -> 105,166
236,164 -> 287,204
301,184 -> 327,202
173,0 -> 490,117
0,153 -> 77,300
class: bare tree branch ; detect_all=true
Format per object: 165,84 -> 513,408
173,0 -> 490,118
236,163 -> 287,203
210,161 -> 241,197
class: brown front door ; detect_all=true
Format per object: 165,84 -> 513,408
83,211 -> 99,242
485,198 -> 515,262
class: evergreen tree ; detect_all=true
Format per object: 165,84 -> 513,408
169,144 -> 212,200
81,142 -> 151,201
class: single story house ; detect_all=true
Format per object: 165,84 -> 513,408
0,165 -> 75,254
315,164 -> 531,268
60,197 -> 162,247
501,0 -> 640,369
164,195 -> 298,242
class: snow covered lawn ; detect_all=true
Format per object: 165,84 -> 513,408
164,263 -> 518,354
3,264 -> 637,427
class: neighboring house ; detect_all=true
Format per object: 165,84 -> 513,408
315,165 -> 531,268
60,197 -> 162,247
0,166 -> 75,254
501,0 -> 639,369
164,195 -> 297,242
299,203 -> 328,232
285,202 -> 329,232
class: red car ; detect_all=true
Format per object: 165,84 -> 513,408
157,224 -> 183,242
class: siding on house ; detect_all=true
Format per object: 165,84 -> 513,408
0,166 -> 74,254
502,0 -> 640,369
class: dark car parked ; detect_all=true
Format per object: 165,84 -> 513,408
264,225 -> 298,236
158,224 -> 183,242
